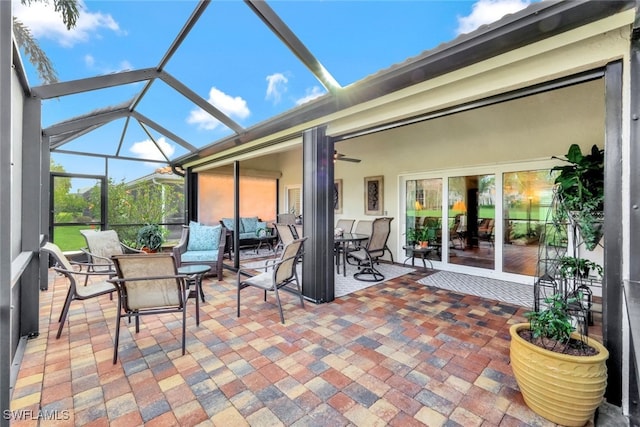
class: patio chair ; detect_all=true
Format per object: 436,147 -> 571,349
273,223 -> 296,255
348,217 -> 394,282
40,242 -> 116,339
335,219 -> 355,233
237,237 -> 307,324
110,253 -> 189,364
277,213 -> 296,225
80,229 -> 142,283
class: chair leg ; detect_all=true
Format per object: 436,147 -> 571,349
181,304 -> 186,355
113,295 -> 122,364
237,283 -> 242,318
56,289 -> 75,339
294,276 -> 305,308
273,287 -> 285,324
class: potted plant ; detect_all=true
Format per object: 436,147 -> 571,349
510,293 -> 609,426
136,223 -> 164,252
405,228 -> 418,246
557,256 -> 603,279
551,144 -> 604,250
417,227 -> 431,247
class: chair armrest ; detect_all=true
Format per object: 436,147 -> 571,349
120,242 -> 144,254
172,226 -> 189,264
79,248 -> 113,265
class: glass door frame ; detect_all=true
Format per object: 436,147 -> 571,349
398,158 -> 559,283
50,172 -> 107,243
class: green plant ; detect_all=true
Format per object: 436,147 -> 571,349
557,256 -> 602,279
417,227 -> 431,242
526,293 -> 575,343
136,223 -> 164,251
405,228 -> 418,244
551,144 -> 604,250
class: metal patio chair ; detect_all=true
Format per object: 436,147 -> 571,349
41,242 -> 116,339
237,237 -> 307,324
110,253 -> 189,364
348,217 -> 394,282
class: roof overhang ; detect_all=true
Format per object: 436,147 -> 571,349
179,0 -> 635,169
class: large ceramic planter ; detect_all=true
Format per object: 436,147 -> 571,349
509,323 -> 609,427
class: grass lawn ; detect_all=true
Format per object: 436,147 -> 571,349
53,225 -> 90,252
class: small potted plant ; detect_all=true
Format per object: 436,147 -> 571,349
510,293 -> 608,426
417,227 -> 431,247
557,256 -> 603,279
136,223 -> 164,252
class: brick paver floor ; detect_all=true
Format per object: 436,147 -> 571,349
10,263 -> 592,426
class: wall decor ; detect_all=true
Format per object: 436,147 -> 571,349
334,179 -> 343,213
364,176 -> 384,215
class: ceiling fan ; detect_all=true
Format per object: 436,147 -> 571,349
334,150 -> 361,163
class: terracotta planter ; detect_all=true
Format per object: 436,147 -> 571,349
509,323 -> 608,427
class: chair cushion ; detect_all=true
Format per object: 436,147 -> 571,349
241,217 -> 259,234
221,218 -> 235,231
187,223 -> 221,251
181,250 -> 219,263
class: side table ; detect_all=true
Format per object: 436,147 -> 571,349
402,245 -> 434,269
177,264 -> 210,325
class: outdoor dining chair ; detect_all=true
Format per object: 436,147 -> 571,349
237,237 -> 307,324
80,229 -> 143,284
273,223 -> 297,255
348,217 -> 394,282
335,219 -> 355,233
40,242 -> 116,339
110,253 -> 189,364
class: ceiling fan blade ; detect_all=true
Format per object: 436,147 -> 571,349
334,150 -> 361,163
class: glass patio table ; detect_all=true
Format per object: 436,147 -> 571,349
177,264 -> 210,326
334,233 -> 369,277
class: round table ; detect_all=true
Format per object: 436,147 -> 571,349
334,233 -> 369,276
402,245 -> 434,269
177,264 -> 210,325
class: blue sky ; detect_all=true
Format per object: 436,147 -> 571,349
13,0 -> 535,184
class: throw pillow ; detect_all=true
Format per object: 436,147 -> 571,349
241,217 -> 259,234
188,224 -> 221,251
220,218 -> 234,231
256,221 -> 268,237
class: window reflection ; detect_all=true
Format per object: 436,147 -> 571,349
503,170 -> 558,275
448,175 -> 495,269
406,179 -> 442,261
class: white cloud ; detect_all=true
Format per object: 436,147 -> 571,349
266,73 -> 288,104
130,137 -> 175,162
456,0 -> 530,35
295,86 -> 326,106
84,54 -> 95,68
12,0 -> 123,47
187,87 -> 250,131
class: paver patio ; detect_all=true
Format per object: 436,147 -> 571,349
10,263 -> 599,426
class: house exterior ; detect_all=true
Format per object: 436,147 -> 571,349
2,0 -> 639,423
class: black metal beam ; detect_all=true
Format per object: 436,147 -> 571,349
245,0 -> 341,93
43,108 -> 130,139
32,68 -> 160,99
131,111 -> 197,152
627,11 -> 640,419
160,72 -> 244,134
301,126 -> 334,303
603,60 -> 624,406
